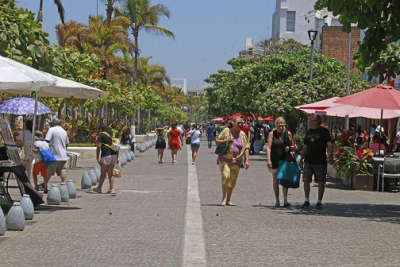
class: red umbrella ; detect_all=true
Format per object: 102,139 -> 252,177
334,84 -> 400,154
260,116 -> 274,121
334,84 -> 400,110
294,97 -> 341,114
211,117 -> 225,122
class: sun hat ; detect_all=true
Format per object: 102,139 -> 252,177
34,131 -> 44,141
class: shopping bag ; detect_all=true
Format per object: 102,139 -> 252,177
39,149 -> 57,168
277,160 -> 301,188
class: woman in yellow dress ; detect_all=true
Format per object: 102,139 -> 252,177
216,116 -> 250,206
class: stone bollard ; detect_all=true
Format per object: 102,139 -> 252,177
0,207 -> 5,235
126,152 -> 132,162
19,194 -> 34,220
81,172 -> 92,189
89,170 -> 97,186
47,184 -> 61,205
94,167 -> 101,182
59,182 -> 69,203
130,151 -> 135,160
6,202 -> 25,231
66,180 -> 76,199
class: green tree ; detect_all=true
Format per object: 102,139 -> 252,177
205,47 -> 372,131
115,0 -> 175,82
314,0 -> 400,73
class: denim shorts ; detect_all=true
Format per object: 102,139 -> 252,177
191,143 -> 200,149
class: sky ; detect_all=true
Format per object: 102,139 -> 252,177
16,0 -> 275,87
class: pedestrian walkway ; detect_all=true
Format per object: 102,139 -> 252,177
0,138 -> 399,266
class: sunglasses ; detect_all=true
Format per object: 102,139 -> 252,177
236,121 -> 243,125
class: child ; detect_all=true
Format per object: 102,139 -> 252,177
32,131 -> 50,193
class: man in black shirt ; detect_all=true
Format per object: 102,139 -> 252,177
299,114 -> 333,209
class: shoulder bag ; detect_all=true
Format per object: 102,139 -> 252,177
186,131 -> 194,145
215,129 -> 231,156
39,147 -> 57,168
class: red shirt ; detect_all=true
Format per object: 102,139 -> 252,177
241,124 -> 250,136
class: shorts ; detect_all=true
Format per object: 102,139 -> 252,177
48,161 -> 67,176
100,155 -> 118,165
191,143 -> 200,149
33,161 -> 48,176
302,162 -> 327,184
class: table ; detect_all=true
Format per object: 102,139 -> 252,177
0,165 -> 44,207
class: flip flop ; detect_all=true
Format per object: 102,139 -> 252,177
220,201 -> 226,206
226,201 -> 236,206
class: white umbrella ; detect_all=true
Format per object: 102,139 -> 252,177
0,56 -> 110,177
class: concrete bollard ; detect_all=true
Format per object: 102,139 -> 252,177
19,194 -> 34,220
6,202 -> 25,231
94,167 -> 101,181
66,180 -> 76,199
47,184 -> 61,205
81,172 -> 92,189
59,182 -> 69,203
0,207 -> 5,235
88,170 -> 97,186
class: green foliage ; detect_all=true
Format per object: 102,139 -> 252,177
293,126 -> 306,154
333,144 -> 374,178
315,0 -> 400,75
205,46 -> 372,131
0,0 -> 50,68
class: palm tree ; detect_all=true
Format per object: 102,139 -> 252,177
37,0 -> 65,25
116,0 -> 175,82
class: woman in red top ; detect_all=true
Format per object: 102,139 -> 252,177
167,122 -> 183,164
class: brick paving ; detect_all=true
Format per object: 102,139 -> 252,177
0,138 -> 399,266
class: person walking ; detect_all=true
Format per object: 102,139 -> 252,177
299,114 -> 333,209
16,120 -> 33,171
206,122 -> 215,148
186,124 -> 202,164
266,117 -> 295,207
93,125 -> 119,194
216,116 -> 250,206
155,124 -> 168,164
167,122 -> 183,164
45,117 -> 69,184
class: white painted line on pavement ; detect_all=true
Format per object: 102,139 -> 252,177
183,145 -> 206,266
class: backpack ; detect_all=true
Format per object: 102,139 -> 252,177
101,132 -> 120,152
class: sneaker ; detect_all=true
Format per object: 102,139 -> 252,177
302,201 -> 310,208
192,161 -> 195,165
316,203 -> 323,209
93,187 -> 102,193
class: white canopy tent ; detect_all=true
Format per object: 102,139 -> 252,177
0,55 -> 109,177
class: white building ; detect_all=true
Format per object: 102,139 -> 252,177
171,78 -> 187,94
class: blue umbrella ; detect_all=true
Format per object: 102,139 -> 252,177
0,97 -> 52,115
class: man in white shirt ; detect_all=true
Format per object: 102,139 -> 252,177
45,117 -> 69,185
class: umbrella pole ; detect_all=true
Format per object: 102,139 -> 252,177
378,109 -> 383,155
27,93 -> 38,179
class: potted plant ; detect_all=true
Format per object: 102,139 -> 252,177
333,145 -> 374,190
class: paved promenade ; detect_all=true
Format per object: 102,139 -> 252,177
0,138 -> 400,266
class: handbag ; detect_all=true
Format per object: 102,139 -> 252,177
214,129 -> 231,156
186,131 -> 194,145
39,148 -> 57,168
277,155 -> 301,188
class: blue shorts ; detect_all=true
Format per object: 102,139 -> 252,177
191,143 -> 200,149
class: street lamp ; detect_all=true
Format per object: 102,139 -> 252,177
308,29 -> 318,80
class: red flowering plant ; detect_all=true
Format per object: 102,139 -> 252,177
333,141 -> 373,177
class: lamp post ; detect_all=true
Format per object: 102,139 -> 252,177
308,29 -> 318,80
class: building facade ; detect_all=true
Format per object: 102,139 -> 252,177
171,78 -> 187,94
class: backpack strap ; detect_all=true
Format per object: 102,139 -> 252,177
100,132 -> 113,150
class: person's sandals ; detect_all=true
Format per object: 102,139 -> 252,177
274,203 -> 280,207
107,189 -> 115,194
93,187 -> 102,193
226,201 -> 236,206
43,188 -> 48,194
283,203 -> 291,208
220,200 -> 226,206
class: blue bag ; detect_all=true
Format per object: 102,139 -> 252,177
39,149 -> 57,168
277,159 -> 302,189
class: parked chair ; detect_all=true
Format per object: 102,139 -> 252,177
377,156 -> 400,192
393,152 -> 400,158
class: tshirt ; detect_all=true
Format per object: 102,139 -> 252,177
33,140 -> 50,162
17,130 -> 32,159
206,125 -> 215,137
45,126 -> 69,161
97,132 -> 118,157
189,130 -> 201,144
303,127 -> 332,165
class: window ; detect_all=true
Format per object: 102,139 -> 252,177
287,11 -> 295,32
